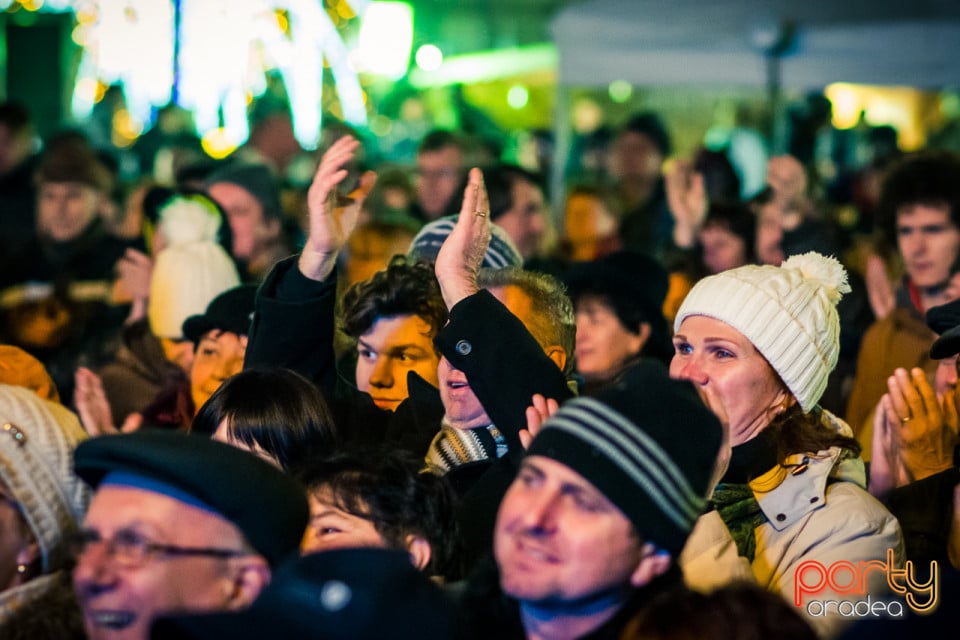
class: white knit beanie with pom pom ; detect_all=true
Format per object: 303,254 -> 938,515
148,195 -> 240,339
674,252 -> 850,413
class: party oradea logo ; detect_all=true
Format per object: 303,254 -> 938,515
794,549 -> 938,618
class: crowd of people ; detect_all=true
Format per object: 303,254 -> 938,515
0,93 -> 958,640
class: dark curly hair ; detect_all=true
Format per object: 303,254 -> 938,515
340,256 -> 447,342
878,150 -> 960,246
296,450 -> 463,581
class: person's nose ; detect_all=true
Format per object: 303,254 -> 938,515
73,539 -> 118,595
671,355 -> 708,385
368,356 -> 394,389
518,489 -> 560,535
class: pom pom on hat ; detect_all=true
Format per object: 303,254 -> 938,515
148,195 -> 241,339
674,252 -> 848,413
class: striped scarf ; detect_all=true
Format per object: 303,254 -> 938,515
424,419 -> 507,475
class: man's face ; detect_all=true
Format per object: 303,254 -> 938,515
355,314 -> 439,411
415,146 -> 462,219
440,285 -> 542,429
496,179 -> 548,259
896,204 -> 960,289
607,131 -> 662,182
190,330 -> 247,411
73,485 -> 249,640
301,487 -> 386,555
37,181 -> 101,242
935,353 -> 960,397
494,456 -> 645,605
207,182 -> 278,261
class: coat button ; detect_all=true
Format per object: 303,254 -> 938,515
456,340 -> 472,355
810,496 -> 819,504
776,513 -> 786,522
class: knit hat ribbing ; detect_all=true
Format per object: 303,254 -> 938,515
0,384 -> 90,573
525,360 -> 722,555
407,215 -> 523,269
673,252 -> 850,413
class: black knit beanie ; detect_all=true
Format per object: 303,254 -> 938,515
525,359 -> 722,555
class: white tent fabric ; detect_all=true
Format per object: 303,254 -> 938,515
551,0 -> 960,88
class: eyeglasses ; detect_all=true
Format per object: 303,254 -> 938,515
69,528 -> 249,568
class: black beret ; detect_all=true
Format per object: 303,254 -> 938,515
927,298 -> 960,359
151,548 -> 462,640
182,284 -> 257,344
74,430 -> 308,567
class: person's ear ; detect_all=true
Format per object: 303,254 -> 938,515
544,345 -> 567,372
405,534 -> 433,572
15,539 -> 41,581
630,543 -> 672,588
630,322 -> 651,355
223,556 -> 271,610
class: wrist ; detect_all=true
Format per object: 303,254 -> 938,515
298,249 -> 339,282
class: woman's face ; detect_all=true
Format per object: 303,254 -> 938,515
669,315 -> 790,446
575,296 -> 645,382
0,478 -> 36,592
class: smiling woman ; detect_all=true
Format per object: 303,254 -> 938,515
672,253 -> 903,637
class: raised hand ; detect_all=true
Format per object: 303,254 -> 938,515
74,367 -> 142,436
300,135 -> 377,281
766,154 -> 807,212
519,393 -> 560,450
434,167 -> 491,309
665,158 -> 707,249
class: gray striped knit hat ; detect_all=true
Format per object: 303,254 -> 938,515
674,252 -> 850,413
525,360 -> 722,555
407,214 -> 523,269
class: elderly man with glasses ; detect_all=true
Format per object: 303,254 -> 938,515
70,430 -> 308,640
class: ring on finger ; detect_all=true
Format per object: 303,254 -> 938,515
901,414 -> 913,424
474,210 -> 489,218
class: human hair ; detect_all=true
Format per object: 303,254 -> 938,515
340,256 -> 447,340
417,129 -> 463,155
484,164 -> 544,221
877,150 -> 960,245
768,405 -> 861,464
190,367 -> 338,472
476,267 -> 576,378
693,148 -> 741,205
622,582 -> 817,640
295,451 -> 462,580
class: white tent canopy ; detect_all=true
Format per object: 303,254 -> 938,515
550,0 -> 960,89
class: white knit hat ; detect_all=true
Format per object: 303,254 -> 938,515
148,195 -> 241,339
0,384 -> 90,572
674,252 -> 850,413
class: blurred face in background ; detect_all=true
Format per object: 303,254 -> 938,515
700,222 -> 748,274
37,181 -> 102,242
415,146 -> 462,220
496,179 -> 548,259
896,204 -> 960,290
607,132 -> 662,183
207,183 -> 280,262
574,295 -> 645,381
